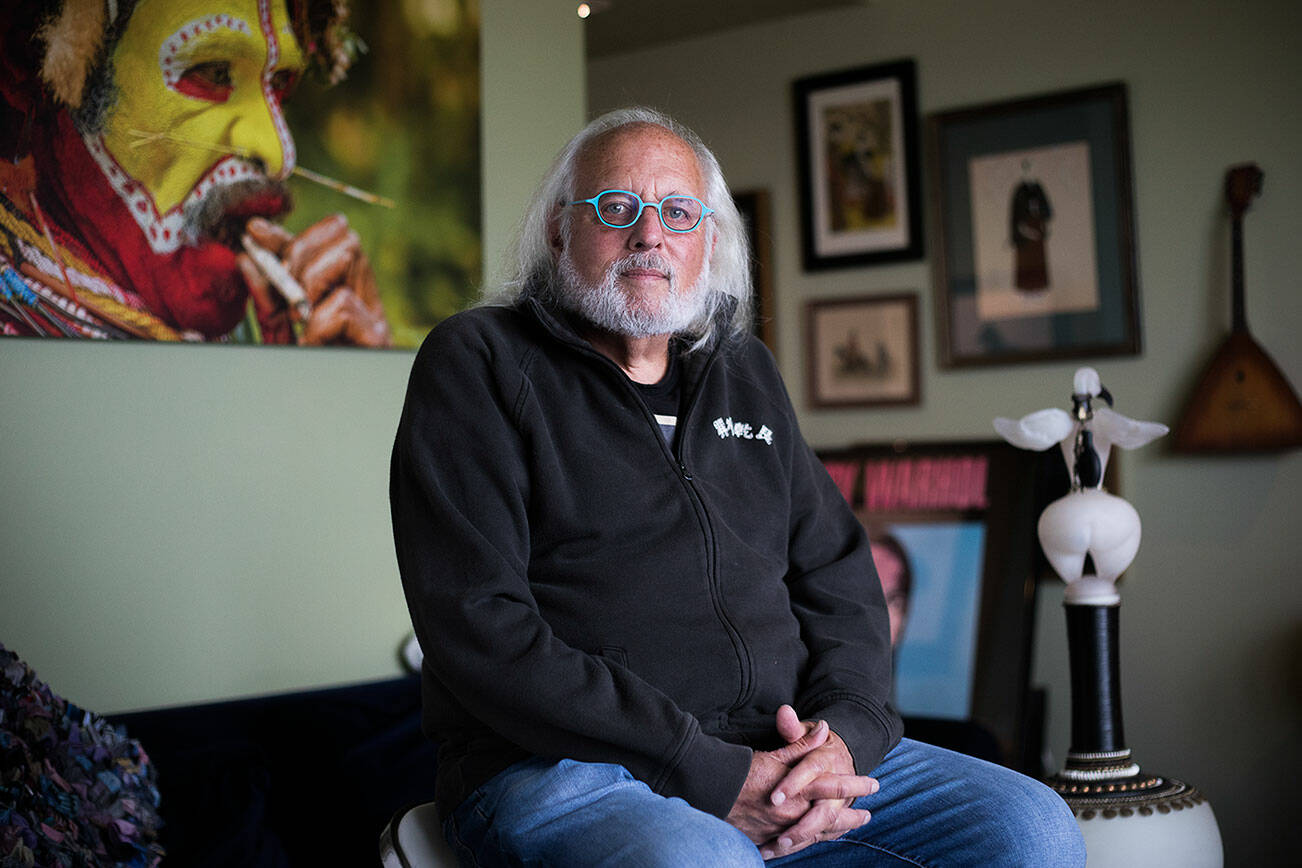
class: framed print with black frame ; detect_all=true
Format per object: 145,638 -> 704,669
928,82 -> 1141,367
794,59 -> 924,270
817,440 -> 1046,772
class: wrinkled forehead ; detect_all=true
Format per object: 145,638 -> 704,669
575,123 -> 705,195
117,0 -> 304,72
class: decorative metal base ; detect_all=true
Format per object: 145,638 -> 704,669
1047,749 -> 1209,821
1046,752 -> 1222,867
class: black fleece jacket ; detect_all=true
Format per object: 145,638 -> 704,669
389,298 -> 902,819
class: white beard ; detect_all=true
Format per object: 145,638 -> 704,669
556,249 -> 711,339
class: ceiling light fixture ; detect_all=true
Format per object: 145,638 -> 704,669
577,1 -> 611,19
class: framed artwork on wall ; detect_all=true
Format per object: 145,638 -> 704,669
806,293 -> 920,408
928,82 -> 1140,367
816,440 -> 1046,772
794,59 -> 924,270
733,189 -> 777,355
0,2 -> 480,348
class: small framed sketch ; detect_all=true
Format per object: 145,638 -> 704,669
794,59 -> 924,270
806,293 -> 920,408
928,82 -> 1141,367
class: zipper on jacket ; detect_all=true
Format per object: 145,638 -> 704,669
669,338 -> 755,711
523,298 -> 755,708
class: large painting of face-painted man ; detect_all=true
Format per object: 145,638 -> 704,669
0,0 -> 479,347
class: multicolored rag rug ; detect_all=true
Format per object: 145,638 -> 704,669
1,644 -> 164,868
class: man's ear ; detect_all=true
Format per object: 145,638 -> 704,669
548,208 -> 565,258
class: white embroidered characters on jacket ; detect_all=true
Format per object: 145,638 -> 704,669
712,416 -> 773,446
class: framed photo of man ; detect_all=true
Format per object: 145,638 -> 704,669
794,59 -> 924,270
817,440 -> 1046,772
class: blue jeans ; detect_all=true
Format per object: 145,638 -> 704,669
444,738 -> 1086,867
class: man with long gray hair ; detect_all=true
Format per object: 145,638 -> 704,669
391,107 -> 1084,866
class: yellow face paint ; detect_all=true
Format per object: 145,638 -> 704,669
96,0 -> 306,251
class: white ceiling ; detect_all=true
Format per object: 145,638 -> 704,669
582,0 -> 866,58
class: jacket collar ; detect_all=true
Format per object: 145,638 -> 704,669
515,292 -> 732,399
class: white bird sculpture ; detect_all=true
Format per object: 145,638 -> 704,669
995,367 -> 1168,488
994,367 -> 1168,604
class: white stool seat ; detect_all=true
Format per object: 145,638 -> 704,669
379,801 -> 459,868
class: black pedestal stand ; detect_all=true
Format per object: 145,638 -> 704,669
1046,602 -> 1208,821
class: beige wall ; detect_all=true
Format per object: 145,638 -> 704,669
0,0 -> 584,710
588,0 -> 1300,863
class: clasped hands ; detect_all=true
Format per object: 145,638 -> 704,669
239,215 -> 391,346
726,704 -> 878,861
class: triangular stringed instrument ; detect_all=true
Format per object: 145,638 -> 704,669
1173,164 -> 1302,452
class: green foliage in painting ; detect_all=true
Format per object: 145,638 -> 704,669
284,0 -> 481,348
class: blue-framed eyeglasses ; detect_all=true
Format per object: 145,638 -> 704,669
568,189 -> 714,233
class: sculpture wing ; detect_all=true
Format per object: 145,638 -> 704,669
994,408 -> 1075,451
1093,407 -> 1169,450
